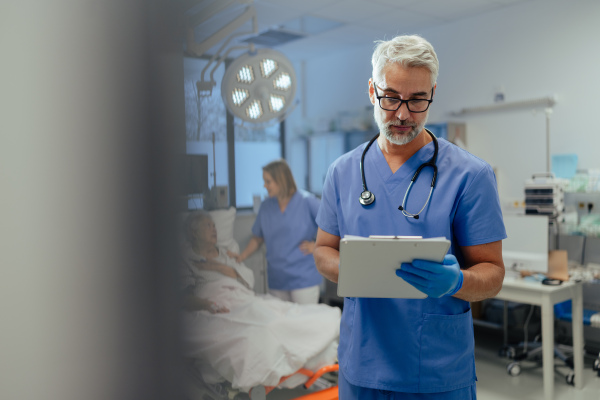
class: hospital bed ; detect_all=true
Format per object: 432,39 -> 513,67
183,207 -> 340,400
187,362 -> 339,400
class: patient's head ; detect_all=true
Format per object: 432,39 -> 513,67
184,211 -> 217,247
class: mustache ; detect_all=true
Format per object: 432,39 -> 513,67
387,121 -> 416,127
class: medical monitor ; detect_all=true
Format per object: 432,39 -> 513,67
502,215 -> 549,274
182,154 -> 209,195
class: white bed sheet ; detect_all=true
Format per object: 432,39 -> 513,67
182,267 -> 341,392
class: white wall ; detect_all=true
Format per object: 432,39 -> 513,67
286,47 -> 374,136
284,48 -> 375,193
425,0 -> 600,201
293,0 -> 600,203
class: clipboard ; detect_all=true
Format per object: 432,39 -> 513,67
337,235 -> 451,298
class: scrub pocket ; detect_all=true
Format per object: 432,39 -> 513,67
418,309 -> 476,392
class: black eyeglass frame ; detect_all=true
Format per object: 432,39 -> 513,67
372,81 -> 434,113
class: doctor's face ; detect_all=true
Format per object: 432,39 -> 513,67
263,171 -> 280,198
370,64 -> 434,146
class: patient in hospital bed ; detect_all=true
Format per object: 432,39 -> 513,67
181,210 -> 341,393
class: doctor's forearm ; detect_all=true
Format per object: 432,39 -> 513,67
313,247 -> 340,283
454,262 -> 505,302
453,240 -> 504,302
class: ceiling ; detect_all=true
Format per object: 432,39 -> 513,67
186,0 -> 531,61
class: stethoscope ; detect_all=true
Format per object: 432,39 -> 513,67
359,128 -> 438,220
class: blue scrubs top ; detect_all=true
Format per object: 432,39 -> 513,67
252,190 -> 323,291
316,137 -> 506,393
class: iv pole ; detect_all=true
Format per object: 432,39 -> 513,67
212,132 -> 217,187
545,108 -> 553,174
543,107 -> 561,249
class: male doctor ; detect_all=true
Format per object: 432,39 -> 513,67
314,35 -> 506,399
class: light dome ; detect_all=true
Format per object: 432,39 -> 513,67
221,48 -> 297,126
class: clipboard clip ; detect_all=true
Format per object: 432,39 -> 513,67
368,235 -> 423,239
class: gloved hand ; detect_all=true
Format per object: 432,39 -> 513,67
395,254 -> 463,298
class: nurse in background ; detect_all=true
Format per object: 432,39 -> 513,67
234,159 -> 323,304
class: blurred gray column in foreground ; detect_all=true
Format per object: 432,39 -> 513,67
0,1 -> 185,399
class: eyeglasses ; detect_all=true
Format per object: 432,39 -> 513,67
373,82 -> 434,113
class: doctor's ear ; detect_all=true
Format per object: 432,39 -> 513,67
368,80 -> 376,105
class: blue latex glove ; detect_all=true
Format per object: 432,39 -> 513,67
396,254 -> 464,298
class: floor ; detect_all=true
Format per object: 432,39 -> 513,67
267,326 -> 600,400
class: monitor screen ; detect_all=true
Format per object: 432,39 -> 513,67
182,154 -> 209,195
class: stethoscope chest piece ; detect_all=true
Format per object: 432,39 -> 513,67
359,190 -> 375,206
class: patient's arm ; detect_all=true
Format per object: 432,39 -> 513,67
192,259 -> 253,289
183,296 -> 229,313
223,251 -> 255,290
192,259 -> 239,279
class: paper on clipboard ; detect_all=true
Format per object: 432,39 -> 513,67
337,235 -> 451,298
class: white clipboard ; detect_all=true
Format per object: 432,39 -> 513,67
337,235 -> 451,298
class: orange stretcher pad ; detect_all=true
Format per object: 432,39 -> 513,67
250,364 -> 339,400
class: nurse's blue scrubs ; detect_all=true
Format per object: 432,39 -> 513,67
316,137 -> 506,398
252,190 -> 322,291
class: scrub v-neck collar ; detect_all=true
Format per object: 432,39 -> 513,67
278,191 -> 298,215
370,138 -> 436,186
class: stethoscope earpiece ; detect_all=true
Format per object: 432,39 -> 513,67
359,190 -> 375,206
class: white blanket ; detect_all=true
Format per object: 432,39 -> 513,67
182,249 -> 341,392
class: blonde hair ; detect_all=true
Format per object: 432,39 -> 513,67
263,159 -> 297,198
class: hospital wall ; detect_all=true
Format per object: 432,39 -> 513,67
286,0 -> 600,204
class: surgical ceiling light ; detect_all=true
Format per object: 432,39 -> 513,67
237,65 -> 254,84
221,48 -> 296,126
247,100 -> 263,119
269,95 -> 285,112
231,88 -> 249,106
260,59 -> 277,78
185,0 -> 297,127
274,72 -> 292,90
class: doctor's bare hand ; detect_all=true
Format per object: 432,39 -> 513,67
395,254 -> 464,298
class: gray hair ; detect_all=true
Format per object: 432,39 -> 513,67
372,35 -> 439,87
183,210 -> 212,245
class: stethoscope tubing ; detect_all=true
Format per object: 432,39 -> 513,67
359,129 -> 438,218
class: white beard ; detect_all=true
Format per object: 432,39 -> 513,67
373,108 -> 428,146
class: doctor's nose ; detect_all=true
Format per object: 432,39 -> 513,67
394,102 -> 411,120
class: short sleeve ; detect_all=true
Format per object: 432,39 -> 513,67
316,164 -> 340,237
453,165 -> 506,246
307,194 -> 321,221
